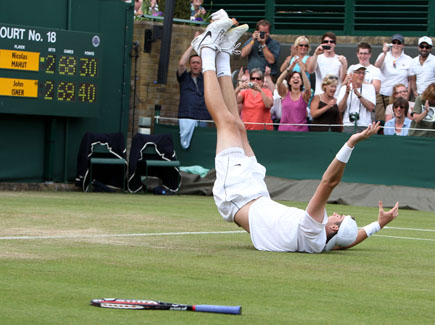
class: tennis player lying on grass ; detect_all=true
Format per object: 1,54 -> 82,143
192,10 -> 399,253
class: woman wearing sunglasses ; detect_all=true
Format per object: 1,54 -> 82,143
384,84 -> 414,122
374,34 -> 413,122
279,35 -> 311,79
383,97 -> 412,136
275,58 -> 311,132
236,69 -> 274,130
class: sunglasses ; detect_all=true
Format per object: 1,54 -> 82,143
394,106 -> 405,109
392,40 -> 402,45
327,75 -> 339,80
298,44 -> 309,48
419,44 -> 432,49
251,77 -> 262,81
322,39 -> 335,44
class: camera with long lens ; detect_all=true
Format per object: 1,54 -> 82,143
259,31 -> 265,39
349,112 -> 360,123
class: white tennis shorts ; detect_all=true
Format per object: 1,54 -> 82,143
213,147 -> 270,222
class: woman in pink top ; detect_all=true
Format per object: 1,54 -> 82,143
276,58 -> 312,131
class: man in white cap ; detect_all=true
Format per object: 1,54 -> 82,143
410,36 -> 435,97
192,10 -> 399,253
338,64 -> 377,133
375,34 -> 412,121
347,42 -> 382,94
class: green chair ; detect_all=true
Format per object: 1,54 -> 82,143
141,145 -> 180,193
89,143 -> 127,192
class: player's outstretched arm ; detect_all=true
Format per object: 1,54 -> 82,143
336,201 -> 399,250
307,122 -> 380,223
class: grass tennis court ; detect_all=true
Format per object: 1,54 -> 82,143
1,191 -> 434,324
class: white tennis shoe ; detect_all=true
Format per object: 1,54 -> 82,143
219,24 -> 249,55
210,9 -> 229,21
191,18 -> 234,54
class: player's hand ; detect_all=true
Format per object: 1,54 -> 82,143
347,121 -> 381,146
378,201 -> 399,228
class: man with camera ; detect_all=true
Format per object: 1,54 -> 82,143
307,32 -> 348,97
337,65 -> 376,133
240,19 -> 280,81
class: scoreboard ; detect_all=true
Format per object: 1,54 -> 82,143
0,23 -> 102,117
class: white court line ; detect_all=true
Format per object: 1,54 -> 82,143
375,234 -> 435,242
384,226 -> 435,232
0,228 -> 434,242
0,230 -> 246,241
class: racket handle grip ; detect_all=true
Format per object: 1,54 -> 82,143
193,304 -> 241,315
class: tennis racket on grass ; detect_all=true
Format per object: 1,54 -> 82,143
90,298 -> 242,315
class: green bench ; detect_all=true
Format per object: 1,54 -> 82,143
89,144 -> 127,192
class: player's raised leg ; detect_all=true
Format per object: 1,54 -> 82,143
215,24 -> 255,157
192,19 -> 244,154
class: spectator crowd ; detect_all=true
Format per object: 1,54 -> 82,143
176,15 -> 435,139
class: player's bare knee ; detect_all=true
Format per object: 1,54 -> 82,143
222,111 -> 239,128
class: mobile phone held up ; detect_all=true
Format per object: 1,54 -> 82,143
322,45 -> 331,50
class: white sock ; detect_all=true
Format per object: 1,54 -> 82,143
216,51 -> 231,77
201,47 -> 216,72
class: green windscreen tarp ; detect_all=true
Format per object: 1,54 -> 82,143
155,124 -> 435,189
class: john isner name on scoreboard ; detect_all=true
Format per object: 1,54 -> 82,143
12,79 -> 26,95
0,77 -> 38,98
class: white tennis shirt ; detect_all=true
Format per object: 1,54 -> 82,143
249,197 -> 328,253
